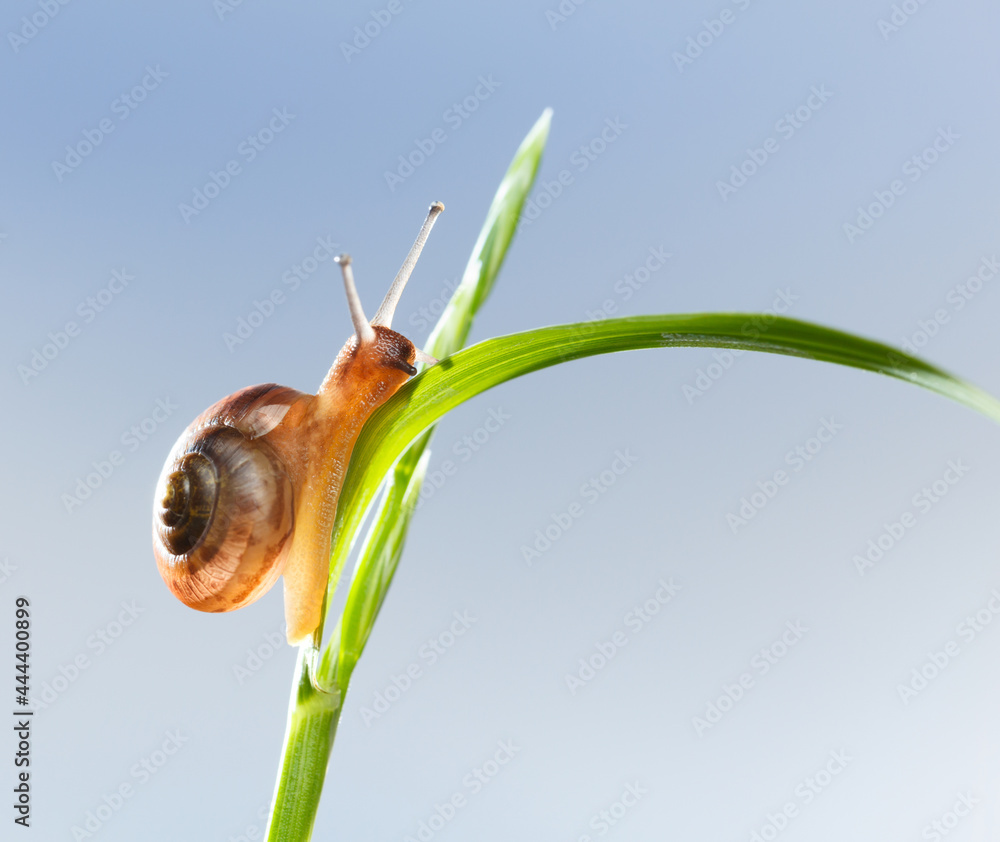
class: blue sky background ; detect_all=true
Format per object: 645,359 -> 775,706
3,0 -> 1000,838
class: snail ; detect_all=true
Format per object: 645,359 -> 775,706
152,202 -> 443,645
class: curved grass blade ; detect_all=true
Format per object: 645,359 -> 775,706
324,312 -> 1000,593
326,445 -> 430,692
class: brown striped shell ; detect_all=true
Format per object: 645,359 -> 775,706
152,384 -> 308,613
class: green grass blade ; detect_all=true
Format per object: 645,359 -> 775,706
329,446 -> 430,691
328,313 -> 1000,568
425,107 -> 553,358
264,648 -> 342,842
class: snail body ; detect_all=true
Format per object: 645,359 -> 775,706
153,204 -> 442,645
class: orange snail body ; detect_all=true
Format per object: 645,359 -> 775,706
152,203 -> 442,645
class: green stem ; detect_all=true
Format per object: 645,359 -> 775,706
263,109 -> 553,840
265,648 -> 342,842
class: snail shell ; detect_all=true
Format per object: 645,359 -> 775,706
153,385 -> 308,613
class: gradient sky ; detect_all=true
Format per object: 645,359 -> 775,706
3,1 -> 1000,839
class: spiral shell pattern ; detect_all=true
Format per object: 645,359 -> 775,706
152,386 -> 301,612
